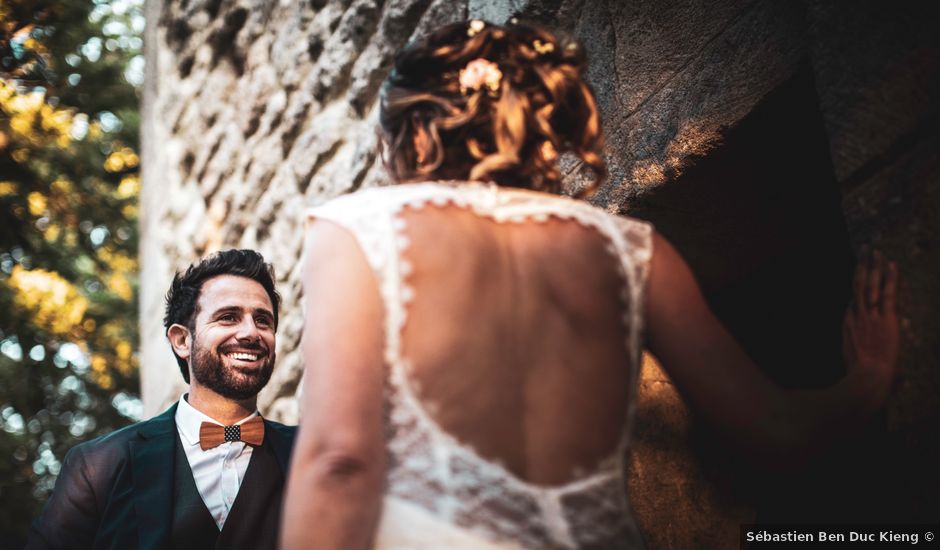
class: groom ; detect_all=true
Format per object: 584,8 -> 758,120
28,250 -> 296,549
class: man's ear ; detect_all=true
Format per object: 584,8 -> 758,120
167,324 -> 192,360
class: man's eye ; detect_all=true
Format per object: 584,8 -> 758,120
219,314 -> 237,322
255,317 -> 272,327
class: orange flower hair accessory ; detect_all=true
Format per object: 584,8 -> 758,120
533,39 -> 554,55
459,58 -> 502,97
467,20 -> 486,37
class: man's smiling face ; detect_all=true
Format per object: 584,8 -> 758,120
188,274 -> 276,400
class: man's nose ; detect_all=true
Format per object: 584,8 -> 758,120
234,317 -> 261,341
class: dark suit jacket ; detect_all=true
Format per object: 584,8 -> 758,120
26,403 -> 296,550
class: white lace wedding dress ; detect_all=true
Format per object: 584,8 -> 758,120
307,182 -> 652,549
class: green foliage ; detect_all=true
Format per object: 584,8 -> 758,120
0,0 -> 143,543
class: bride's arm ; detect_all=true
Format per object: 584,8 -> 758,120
281,220 -> 386,550
645,232 -> 900,468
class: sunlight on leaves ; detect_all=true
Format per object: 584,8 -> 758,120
8,266 -> 89,336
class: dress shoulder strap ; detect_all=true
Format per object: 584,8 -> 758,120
307,188 -> 395,273
608,214 -> 653,355
306,186 -> 419,366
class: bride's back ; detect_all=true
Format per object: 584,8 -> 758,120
400,203 -> 634,486
305,183 -> 650,548
286,20 -> 654,549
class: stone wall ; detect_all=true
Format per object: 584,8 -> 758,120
142,0 -> 939,545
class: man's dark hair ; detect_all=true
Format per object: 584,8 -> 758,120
163,249 -> 281,383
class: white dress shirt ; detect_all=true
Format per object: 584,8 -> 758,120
174,394 -> 258,529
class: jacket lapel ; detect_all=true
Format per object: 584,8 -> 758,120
264,420 -> 295,473
129,404 -> 178,550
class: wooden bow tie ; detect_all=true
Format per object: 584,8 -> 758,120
199,416 -> 264,450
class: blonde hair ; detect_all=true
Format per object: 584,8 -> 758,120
379,21 -> 605,196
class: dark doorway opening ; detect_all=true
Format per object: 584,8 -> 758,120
629,60 -> 853,389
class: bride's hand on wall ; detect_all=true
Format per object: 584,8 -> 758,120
843,248 -> 900,411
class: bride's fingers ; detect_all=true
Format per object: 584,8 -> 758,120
867,249 -> 884,312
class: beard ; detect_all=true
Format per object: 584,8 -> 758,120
190,337 -> 275,401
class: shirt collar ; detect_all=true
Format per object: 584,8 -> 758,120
174,393 -> 260,447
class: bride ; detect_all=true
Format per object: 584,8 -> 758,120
281,20 -> 898,549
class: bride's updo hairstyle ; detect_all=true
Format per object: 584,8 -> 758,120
380,20 -> 605,195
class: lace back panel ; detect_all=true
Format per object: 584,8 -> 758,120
307,183 -> 652,549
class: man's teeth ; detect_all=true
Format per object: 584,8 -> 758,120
228,352 -> 259,361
